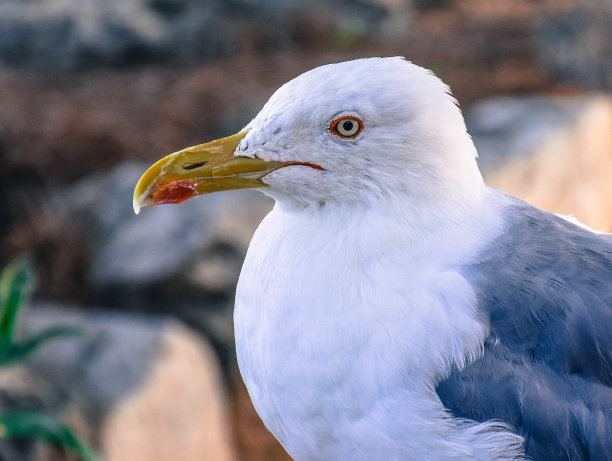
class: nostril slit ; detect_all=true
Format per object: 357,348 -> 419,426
183,161 -> 207,170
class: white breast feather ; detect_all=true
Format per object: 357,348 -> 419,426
234,190 -> 526,461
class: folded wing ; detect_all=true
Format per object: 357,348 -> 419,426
437,196 -> 612,460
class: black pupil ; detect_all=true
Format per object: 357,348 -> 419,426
342,120 -> 354,132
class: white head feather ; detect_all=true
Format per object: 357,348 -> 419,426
237,57 -> 484,211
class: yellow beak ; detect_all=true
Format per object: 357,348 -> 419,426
133,131 -> 281,214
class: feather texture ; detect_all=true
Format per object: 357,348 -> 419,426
438,193 -> 612,460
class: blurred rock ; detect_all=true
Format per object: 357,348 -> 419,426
45,161 -> 272,360
411,0 -> 453,11
0,0 -> 235,70
467,93 -> 612,232
0,303 -> 235,461
534,0 -> 612,90
0,0 -> 397,71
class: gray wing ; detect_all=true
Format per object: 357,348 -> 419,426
436,195 -> 612,461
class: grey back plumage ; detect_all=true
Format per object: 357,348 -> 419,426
437,195 -> 612,460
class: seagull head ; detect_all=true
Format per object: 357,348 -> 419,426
134,57 -> 484,213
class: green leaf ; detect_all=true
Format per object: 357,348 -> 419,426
0,411 -> 98,461
0,326 -> 86,367
0,257 -> 34,351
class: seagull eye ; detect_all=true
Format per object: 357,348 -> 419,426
330,116 -> 363,138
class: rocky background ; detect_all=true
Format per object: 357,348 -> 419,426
0,0 -> 611,460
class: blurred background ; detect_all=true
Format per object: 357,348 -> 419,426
0,0 -> 611,459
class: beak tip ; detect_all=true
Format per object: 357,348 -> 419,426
133,198 -> 142,215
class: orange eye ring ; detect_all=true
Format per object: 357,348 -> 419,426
330,116 -> 364,138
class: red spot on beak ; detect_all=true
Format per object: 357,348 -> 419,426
149,179 -> 199,205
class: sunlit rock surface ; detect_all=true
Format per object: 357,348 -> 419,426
468,94 -> 612,232
0,0 -> 398,71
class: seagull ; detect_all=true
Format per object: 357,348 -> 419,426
133,57 -> 612,461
